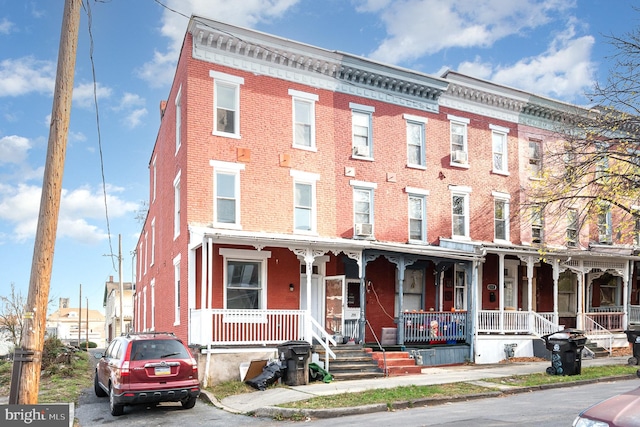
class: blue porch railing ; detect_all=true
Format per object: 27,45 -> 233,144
403,311 -> 467,343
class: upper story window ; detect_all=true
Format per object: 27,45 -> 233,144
210,71 -> 244,138
406,187 -> 429,243
597,204 -> 612,244
211,160 -> 246,228
173,254 -> 181,326
350,103 -> 374,158
528,139 -> 542,178
289,89 -> 318,150
490,124 -> 509,174
595,142 -> 610,184
175,85 -> 182,153
404,114 -> 427,168
152,155 -> 157,203
492,191 -> 510,242
150,217 -> 156,266
220,248 -> 271,310
448,115 -> 469,166
291,169 -> 319,233
351,180 -> 377,238
531,205 -> 544,244
450,185 -> 471,239
173,171 -> 181,239
567,208 -> 578,247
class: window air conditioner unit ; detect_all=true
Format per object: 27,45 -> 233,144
353,145 -> 369,157
452,150 -> 467,163
355,223 -> 373,236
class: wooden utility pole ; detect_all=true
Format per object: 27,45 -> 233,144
85,297 -> 89,351
14,0 -> 81,404
119,234 -> 124,335
78,284 -> 82,346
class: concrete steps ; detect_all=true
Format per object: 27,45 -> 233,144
315,344 -> 384,381
369,349 -> 422,376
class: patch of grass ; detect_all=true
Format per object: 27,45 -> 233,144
0,360 -> 12,396
38,351 -> 92,404
485,364 -> 638,387
207,380 -> 259,400
281,382 -> 492,409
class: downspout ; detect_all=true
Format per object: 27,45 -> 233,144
471,250 -> 484,363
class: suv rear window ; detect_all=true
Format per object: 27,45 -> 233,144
129,339 -> 190,361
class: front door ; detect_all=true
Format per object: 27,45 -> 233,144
300,275 -> 324,336
324,276 -> 345,336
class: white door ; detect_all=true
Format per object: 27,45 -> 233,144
300,275 -> 324,334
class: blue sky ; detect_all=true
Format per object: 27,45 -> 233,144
0,0 -> 637,315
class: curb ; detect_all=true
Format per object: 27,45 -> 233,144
250,374 -> 637,420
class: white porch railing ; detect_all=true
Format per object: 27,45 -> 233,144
309,316 -> 336,372
583,316 -> 613,355
629,305 -> 640,324
585,311 -> 624,331
477,310 -> 562,337
189,308 -> 305,345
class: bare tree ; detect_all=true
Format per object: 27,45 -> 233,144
0,283 -> 27,348
525,23 -> 640,245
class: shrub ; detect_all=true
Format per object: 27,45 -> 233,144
78,341 -> 97,349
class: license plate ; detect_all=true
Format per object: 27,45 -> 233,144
155,366 -> 170,376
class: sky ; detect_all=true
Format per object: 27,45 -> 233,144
0,0 -> 638,316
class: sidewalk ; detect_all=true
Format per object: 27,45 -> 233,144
201,356 -> 636,419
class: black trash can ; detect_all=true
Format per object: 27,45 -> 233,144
625,329 -> 640,365
542,329 -> 587,376
277,340 -> 311,386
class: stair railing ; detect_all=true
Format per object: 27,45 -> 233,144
583,316 -> 613,356
366,319 -> 388,376
309,316 -> 336,372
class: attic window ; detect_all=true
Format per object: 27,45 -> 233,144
68,312 -> 77,317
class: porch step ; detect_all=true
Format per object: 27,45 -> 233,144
585,340 -> 609,358
370,350 -> 422,376
314,344 -> 384,381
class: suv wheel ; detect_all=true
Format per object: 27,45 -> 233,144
181,395 -> 197,409
94,372 -> 107,397
109,386 -> 124,416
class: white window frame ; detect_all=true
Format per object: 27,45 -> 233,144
142,286 -> 147,331
490,124 -> 509,174
175,85 -> 182,153
492,191 -> 510,243
406,186 -> 429,243
173,171 -> 181,239
210,71 -> 244,138
450,185 -> 471,240
350,103 -> 374,159
404,114 -> 427,168
220,248 -> 271,312
138,241 -> 143,279
350,180 -> 377,238
173,254 -> 181,326
528,139 -> 542,178
531,205 -> 544,244
210,160 -> 245,229
150,217 -> 156,266
454,265 -> 467,311
448,114 -> 469,167
144,231 -> 148,273
152,155 -> 157,203
597,204 -> 613,244
567,208 -> 578,248
289,89 -> 318,150
150,278 -> 155,331
291,169 -> 319,234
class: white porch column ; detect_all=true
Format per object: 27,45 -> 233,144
623,261 -> 630,329
521,255 -> 534,333
552,260 -> 560,326
200,237 -> 208,344
498,253 -> 505,334
577,271 -> 584,330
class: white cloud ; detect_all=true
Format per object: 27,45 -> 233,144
73,82 -> 112,109
115,92 -> 146,110
0,18 -> 15,34
0,183 -> 138,244
138,0 -> 301,87
0,56 -> 55,97
458,23 -> 596,101
0,135 -> 31,164
123,108 -> 148,129
366,0 -> 576,64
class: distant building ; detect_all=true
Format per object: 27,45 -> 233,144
46,298 -> 105,346
103,276 -> 134,341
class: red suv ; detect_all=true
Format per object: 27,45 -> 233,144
94,332 -> 200,416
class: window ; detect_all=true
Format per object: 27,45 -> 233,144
220,248 -> 271,310
150,279 -> 155,331
449,115 -> 469,165
173,255 -> 181,326
406,187 -> 429,242
144,231 -> 148,273
138,241 -> 142,279
597,204 -> 612,244
143,286 -> 147,331
351,180 -> 377,237
152,155 -> 157,203
558,271 -> 576,316
405,114 -> 427,167
493,192 -> 510,242
635,215 -> 640,246
173,171 -> 181,238
395,268 -> 424,315
454,265 -> 466,310
531,205 -> 544,244
450,185 -> 471,239
528,139 -> 542,178
150,218 -> 155,266
567,209 -> 578,247
350,103 -> 374,158
210,71 -> 244,137
490,125 -> 509,174
289,89 -> 317,149
175,85 -> 182,153
595,143 -> 610,184
211,160 -> 245,228
291,170 -> 319,233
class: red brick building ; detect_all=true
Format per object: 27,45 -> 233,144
134,16 -> 639,380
